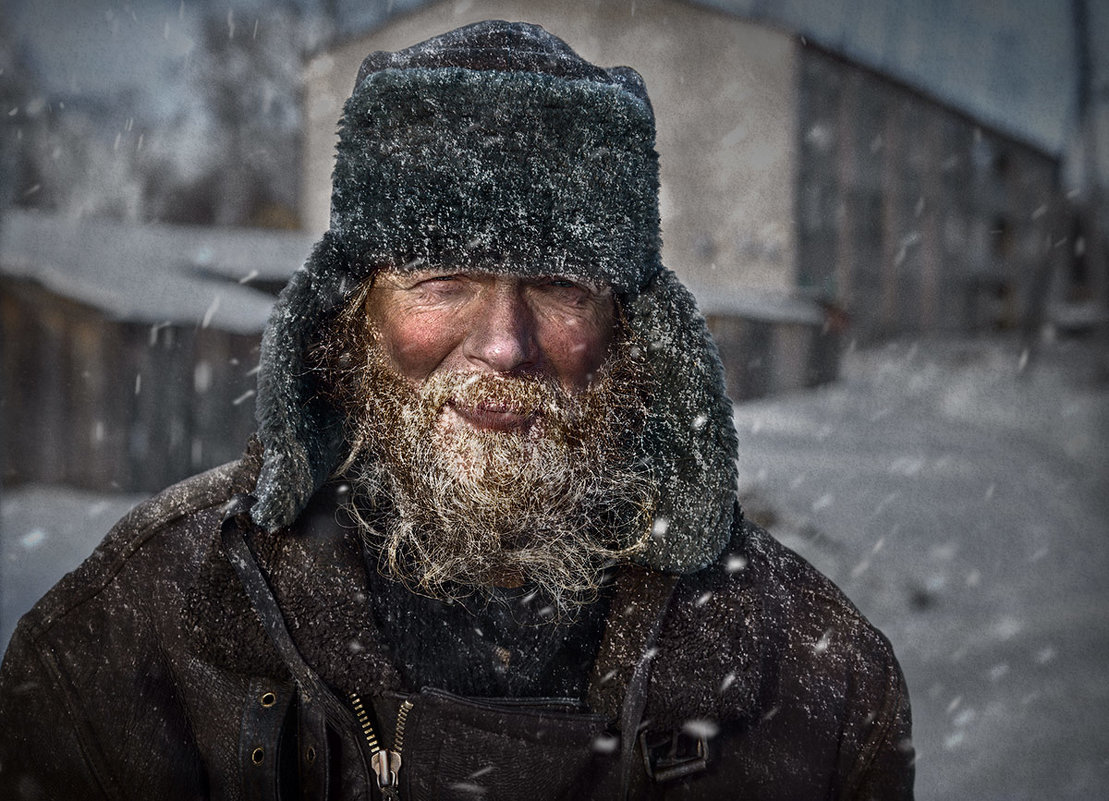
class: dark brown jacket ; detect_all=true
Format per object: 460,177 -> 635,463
0,447 -> 913,800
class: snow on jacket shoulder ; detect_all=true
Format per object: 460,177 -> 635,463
0,458 -> 251,800
0,448 -> 913,800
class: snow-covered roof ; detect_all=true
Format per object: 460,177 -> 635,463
690,0 -> 1080,155
683,279 -> 827,325
0,210 -> 313,333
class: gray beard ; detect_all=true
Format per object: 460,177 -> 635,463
341,346 -> 653,613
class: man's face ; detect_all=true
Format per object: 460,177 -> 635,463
365,270 -> 616,420
343,268 -> 650,608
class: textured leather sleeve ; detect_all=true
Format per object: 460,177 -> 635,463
843,644 -> 915,801
0,624 -> 114,801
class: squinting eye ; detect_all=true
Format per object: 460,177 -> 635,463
531,277 -> 604,306
411,274 -> 466,291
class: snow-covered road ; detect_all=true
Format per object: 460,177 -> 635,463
734,335 -> 1109,800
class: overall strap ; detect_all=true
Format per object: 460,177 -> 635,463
587,567 -> 679,800
220,495 -> 373,784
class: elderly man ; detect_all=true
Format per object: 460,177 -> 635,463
0,21 -> 913,801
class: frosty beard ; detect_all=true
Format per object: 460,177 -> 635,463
341,340 -> 654,612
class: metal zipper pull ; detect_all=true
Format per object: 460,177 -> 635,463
350,693 -> 414,800
371,750 -> 402,797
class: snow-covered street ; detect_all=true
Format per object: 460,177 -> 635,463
734,334 -> 1109,800
2,333 -> 1106,799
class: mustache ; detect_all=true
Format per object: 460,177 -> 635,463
383,369 -> 583,439
419,372 -> 561,418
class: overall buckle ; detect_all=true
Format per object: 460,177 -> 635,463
639,729 -> 709,782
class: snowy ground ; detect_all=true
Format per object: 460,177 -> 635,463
1,486 -> 148,649
734,333 -> 1109,800
2,333 -> 1107,799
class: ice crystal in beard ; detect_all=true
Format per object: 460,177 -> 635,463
344,348 -> 654,614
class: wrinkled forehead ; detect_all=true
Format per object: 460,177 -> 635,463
371,266 -> 613,296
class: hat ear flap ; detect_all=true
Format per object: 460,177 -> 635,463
251,232 -> 353,532
626,268 -> 739,573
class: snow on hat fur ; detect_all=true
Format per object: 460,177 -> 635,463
252,20 -> 739,574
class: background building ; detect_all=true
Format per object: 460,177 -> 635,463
796,43 -> 1065,341
0,210 -> 311,490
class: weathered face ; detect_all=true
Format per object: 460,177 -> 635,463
346,268 -> 648,605
364,270 -> 616,430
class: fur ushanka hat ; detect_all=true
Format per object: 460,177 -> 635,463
252,20 -> 739,574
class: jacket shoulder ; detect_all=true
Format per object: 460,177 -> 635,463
0,459 -> 254,800
651,519 -> 907,727
10,456 -> 256,645
700,518 -> 899,659
742,521 -> 897,654
645,519 -> 913,796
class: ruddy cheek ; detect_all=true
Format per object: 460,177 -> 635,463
382,310 -> 465,381
545,330 -> 610,388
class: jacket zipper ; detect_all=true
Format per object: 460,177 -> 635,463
350,692 -> 414,800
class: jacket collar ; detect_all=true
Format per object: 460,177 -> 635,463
186,441 -> 403,696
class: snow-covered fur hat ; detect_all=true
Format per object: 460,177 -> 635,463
252,20 -> 738,574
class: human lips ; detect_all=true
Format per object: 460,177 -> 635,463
446,399 -> 535,432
